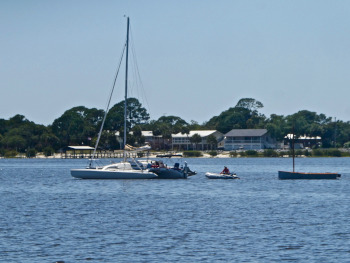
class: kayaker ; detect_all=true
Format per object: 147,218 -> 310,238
220,166 -> 230,175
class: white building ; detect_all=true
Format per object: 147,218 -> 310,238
284,134 -> 322,149
172,130 -> 224,150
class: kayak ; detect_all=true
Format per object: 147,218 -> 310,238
205,172 -> 239,179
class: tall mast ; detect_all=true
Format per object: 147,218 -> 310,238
334,117 -> 337,148
123,17 -> 130,161
292,123 -> 295,173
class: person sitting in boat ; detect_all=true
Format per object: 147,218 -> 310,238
159,161 -> 165,168
220,166 -> 230,175
151,161 -> 159,168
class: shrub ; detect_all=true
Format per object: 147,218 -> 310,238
239,151 -> 247,157
208,151 -> 217,157
278,151 -> 287,157
183,151 -> 203,157
245,150 -> 258,157
295,149 -> 305,156
43,146 -> 54,157
263,149 -> 278,157
325,149 -> 342,157
286,150 -> 293,157
304,150 -> 311,157
26,148 -> 37,158
312,149 -> 323,157
229,151 -> 238,157
4,150 -> 19,158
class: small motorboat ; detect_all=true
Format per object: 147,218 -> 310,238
205,172 -> 239,179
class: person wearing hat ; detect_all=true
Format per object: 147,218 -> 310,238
220,166 -> 230,175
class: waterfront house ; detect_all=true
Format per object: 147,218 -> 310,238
172,130 -> 224,150
219,129 -> 277,150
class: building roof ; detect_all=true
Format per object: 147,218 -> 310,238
141,131 -> 153,137
225,129 -> 268,137
67,146 -> 95,150
172,130 -> 220,138
115,131 -> 160,137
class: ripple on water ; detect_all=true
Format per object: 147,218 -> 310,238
0,158 -> 350,262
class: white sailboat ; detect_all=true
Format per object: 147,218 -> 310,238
71,17 -> 157,179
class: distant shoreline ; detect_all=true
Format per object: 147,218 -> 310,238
2,149 -> 350,159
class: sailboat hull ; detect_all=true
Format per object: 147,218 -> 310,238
278,171 -> 341,180
71,168 -> 157,179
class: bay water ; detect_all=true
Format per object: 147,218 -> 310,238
0,157 -> 349,262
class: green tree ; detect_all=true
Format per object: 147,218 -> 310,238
8,114 -> 29,128
52,106 -> 103,147
158,123 -> 172,150
266,114 -> 286,141
156,115 -> 188,134
52,106 -> 87,146
180,125 -> 190,136
105,98 -> 150,131
206,134 -> 218,150
132,126 -> 145,146
205,107 -> 253,133
1,134 -> 26,152
284,110 -> 336,148
99,130 -> 119,150
0,119 -> 8,135
179,125 -> 191,150
235,98 -> 264,111
188,120 -> 202,130
0,115 -> 59,153
146,116 -> 188,150
205,98 -> 267,133
190,133 -> 202,150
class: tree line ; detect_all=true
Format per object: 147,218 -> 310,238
1,98 -> 349,157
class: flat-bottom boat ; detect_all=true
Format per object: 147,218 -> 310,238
278,171 -> 341,180
205,172 -> 239,179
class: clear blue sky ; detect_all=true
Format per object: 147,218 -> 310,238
1,1 -> 350,125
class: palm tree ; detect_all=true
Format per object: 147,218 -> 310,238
180,126 -> 190,150
206,134 -> 218,150
190,133 -> 202,150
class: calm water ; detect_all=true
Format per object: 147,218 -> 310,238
0,157 -> 349,262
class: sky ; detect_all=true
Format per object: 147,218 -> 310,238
1,0 -> 350,125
